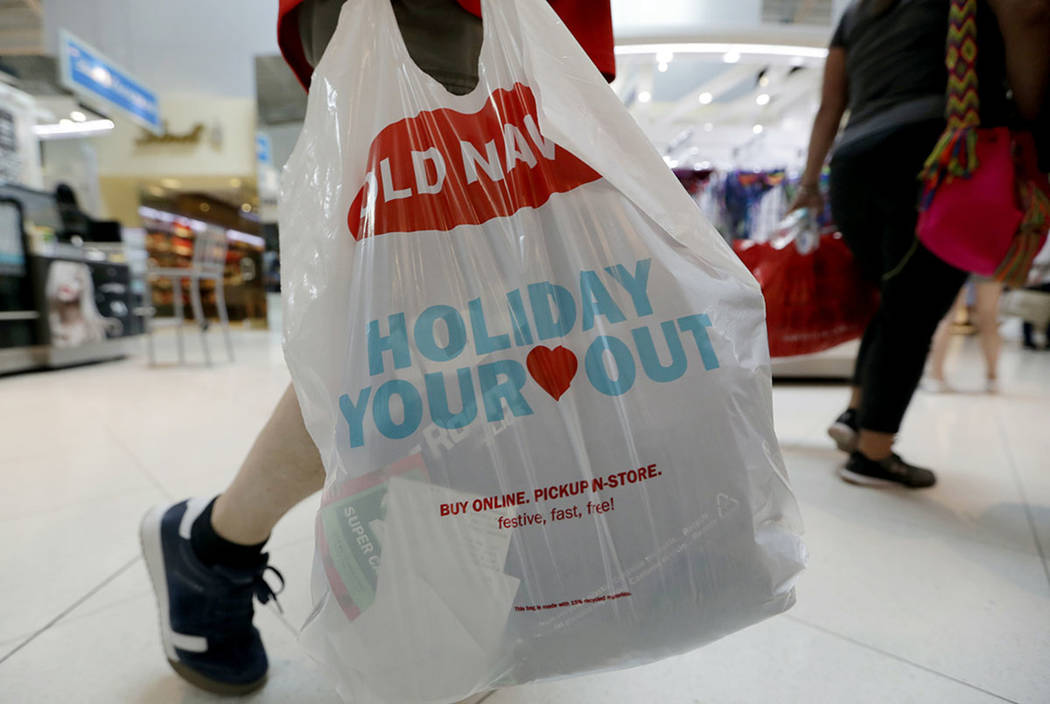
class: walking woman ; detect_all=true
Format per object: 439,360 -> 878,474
791,0 -> 1050,487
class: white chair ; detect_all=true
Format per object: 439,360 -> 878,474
145,224 -> 234,365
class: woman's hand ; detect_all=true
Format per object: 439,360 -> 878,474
793,47 -> 847,214
788,183 -> 824,214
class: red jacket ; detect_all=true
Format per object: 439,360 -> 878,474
277,0 -> 615,89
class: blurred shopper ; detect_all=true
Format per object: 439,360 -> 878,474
54,183 -> 91,241
791,0 -> 1050,488
1021,286 -> 1050,349
139,0 -> 614,696
926,280 -> 1004,392
1022,243 -> 1050,348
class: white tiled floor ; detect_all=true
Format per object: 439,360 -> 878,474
2,319 -> 1048,703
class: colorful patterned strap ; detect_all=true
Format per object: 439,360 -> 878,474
995,184 -> 1050,286
920,0 -> 980,195
946,0 -> 980,129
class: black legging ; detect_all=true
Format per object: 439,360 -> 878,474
829,120 -> 969,434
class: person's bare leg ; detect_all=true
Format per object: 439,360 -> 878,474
928,289 -> 965,383
848,386 -> 862,410
211,383 -> 325,545
140,382 -> 324,695
974,281 -> 1003,388
857,429 -> 894,460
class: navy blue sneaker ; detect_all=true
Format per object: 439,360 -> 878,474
140,498 -> 283,695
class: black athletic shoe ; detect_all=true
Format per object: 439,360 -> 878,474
140,498 -> 283,695
828,408 -> 859,453
838,452 -> 937,489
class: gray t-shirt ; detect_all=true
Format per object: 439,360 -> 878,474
831,0 -> 948,151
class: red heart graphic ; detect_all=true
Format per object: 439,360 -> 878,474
526,346 -> 578,401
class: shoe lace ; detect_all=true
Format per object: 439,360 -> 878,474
253,565 -> 286,614
885,454 -> 920,478
212,564 -> 286,631
884,454 -> 905,475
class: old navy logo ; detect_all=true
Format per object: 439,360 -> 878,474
346,83 -> 601,239
339,259 -> 721,448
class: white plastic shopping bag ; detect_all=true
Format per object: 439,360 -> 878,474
280,1 -> 806,702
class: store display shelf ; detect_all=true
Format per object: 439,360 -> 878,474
43,338 -> 132,369
0,345 -> 47,375
771,339 -> 859,380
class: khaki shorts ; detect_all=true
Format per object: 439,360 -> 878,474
298,0 -> 483,95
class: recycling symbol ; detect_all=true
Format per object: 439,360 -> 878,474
716,493 -> 739,518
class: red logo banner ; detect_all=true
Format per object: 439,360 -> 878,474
347,83 -> 602,239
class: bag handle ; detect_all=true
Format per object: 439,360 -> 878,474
367,0 -> 534,106
945,0 -> 981,130
920,0 -> 982,202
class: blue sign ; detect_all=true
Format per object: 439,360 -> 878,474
59,30 -> 161,133
256,133 -> 272,166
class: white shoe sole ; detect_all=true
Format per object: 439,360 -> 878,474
141,502 -> 212,659
140,502 -> 267,695
837,466 -> 899,488
828,422 -> 858,453
140,504 -> 177,661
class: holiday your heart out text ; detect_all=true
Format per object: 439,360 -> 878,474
338,259 -> 721,448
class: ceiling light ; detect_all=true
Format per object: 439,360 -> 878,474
138,206 -> 207,232
227,229 -> 265,248
698,92 -> 713,104
33,119 -> 116,139
241,203 -> 252,213
137,206 -> 206,234
70,111 -> 87,122
753,124 -> 764,134
637,90 -> 652,103
723,51 -> 741,64
658,62 -> 669,72
90,66 -> 112,86
756,93 -> 771,106
615,43 -> 829,60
